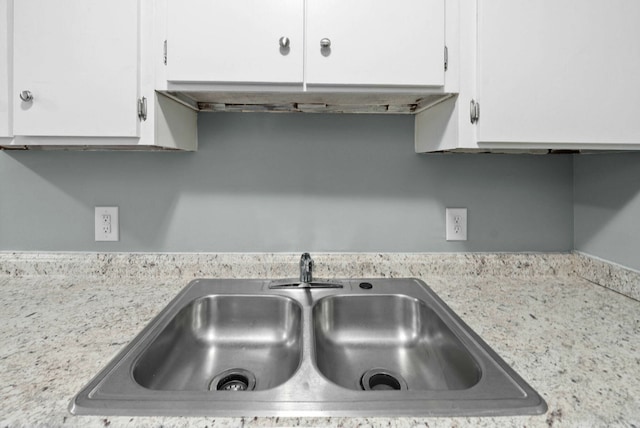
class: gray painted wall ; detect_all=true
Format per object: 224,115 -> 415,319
0,113 -> 573,252
574,153 -> 640,271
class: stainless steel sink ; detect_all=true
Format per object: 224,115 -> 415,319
133,295 -> 302,391
70,278 -> 547,417
313,294 -> 480,391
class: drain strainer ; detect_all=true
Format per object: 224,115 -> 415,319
360,368 -> 408,391
209,368 -> 256,392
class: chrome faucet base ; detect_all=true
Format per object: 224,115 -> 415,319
299,252 -> 314,283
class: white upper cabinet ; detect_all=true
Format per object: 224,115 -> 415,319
0,0 -> 11,139
476,0 -> 640,147
305,0 -> 444,88
166,0 -> 304,85
165,0 -> 445,89
1,0 -> 197,150
13,0 -> 139,137
416,0 -> 640,152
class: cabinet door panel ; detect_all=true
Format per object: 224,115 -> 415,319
13,0 -> 139,137
0,0 -> 10,137
166,0 -> 304,85
477,0 -> 640,144
306,0 -> 445,87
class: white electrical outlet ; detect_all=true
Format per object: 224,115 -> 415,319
95,207 -> 119,241
446,208 -> 468,241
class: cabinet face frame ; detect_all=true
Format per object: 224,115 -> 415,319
12,0 -> 140,138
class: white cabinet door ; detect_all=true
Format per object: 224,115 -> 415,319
166,0 -> 304,85
0,0 -> 10,138
13,0 -> 139,137
477,0 -> 640,145
306,0 -> 445,87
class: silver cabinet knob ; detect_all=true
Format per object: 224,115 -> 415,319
19,90 -> 33,102
279,36 -> 290,48
320,38 -> 331,49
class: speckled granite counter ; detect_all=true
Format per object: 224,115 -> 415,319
1,253 -> 639,427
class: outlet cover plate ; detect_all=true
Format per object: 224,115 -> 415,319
95,206 -> 119,241
446,208 -> 468,241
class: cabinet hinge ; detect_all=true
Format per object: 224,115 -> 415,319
163,40 -> 167,65
470,99 -> 480,124
138,97 -> 148,121
444,46 -> 448,71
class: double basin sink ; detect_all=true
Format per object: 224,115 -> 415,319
70,277 -> 546,417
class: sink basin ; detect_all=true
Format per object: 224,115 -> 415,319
70,278 -> 547,417
313,294 -> 480,391
133,295 -> 302,391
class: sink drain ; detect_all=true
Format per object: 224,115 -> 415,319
209,369 -> 256,392
360,369 -> 408,391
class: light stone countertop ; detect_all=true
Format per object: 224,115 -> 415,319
0,253 -> 639,427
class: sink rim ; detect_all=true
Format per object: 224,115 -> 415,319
69,278 -> 547,417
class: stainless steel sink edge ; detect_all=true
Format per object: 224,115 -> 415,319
405,278 -> 546,406
70,277 -> 547,417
